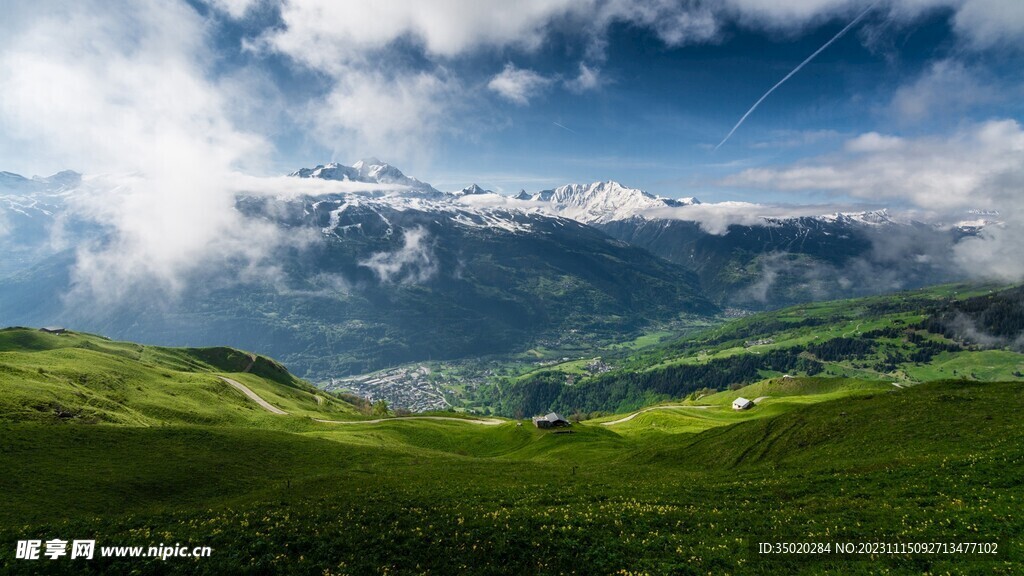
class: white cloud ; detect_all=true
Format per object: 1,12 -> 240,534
951,0 -> 1024,49
250,0 -> 589,164
953,223 -> 1024,282
231,173 -> 407,198
487,64 -> 554,105
0,1 -> 284,302
206,0 -> 259,19
844,132 -> 904,152
235,0 -> 1024,165
750,129 -> 843,149
261,0 -> 586,66
642,201 -> 864,234
889,59 -> 1000,123
315,69 -> 460,163
723,119 -> 1024,280
565,63 -> 602,92
726,120 -> 1024,210
359,226 -> 437,284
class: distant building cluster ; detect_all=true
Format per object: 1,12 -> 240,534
328,365 -> 451,412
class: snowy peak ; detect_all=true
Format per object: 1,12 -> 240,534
519,181 -> 698,224
819,209 -> 895,226
0,170 -> 81,193
453,184 -> 492,196
289,160 -> 441,195
289,163 -> 359,181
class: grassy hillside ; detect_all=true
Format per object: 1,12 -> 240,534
0,327 -> 357,427
1,326 -> 1021,574
488,283 -> 1024,416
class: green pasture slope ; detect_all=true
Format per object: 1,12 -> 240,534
490,283 -> 1024,416
1,326 -> 1022,574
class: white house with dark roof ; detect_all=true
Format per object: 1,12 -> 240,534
732,397 -> 754,410
532,412 -> 570,428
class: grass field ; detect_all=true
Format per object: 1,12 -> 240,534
1,323 -> 1022,574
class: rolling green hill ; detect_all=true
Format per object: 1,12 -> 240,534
1,324 -> 1022,574
488,283 -> 1024,416
0,327 -> 358,427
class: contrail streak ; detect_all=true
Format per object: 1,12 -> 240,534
715,2 -> 877,150
553,121 -> 577,134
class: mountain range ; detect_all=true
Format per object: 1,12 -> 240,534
0,159 -> 986,381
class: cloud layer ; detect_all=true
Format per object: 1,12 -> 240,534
488,64 -> 554,105
724,120 -> 1024,280
359,226 -> 438,284
2,0 -> 1023,300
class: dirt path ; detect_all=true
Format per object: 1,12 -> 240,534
314,416 -> 504,426
842,323 -> 863,337
242,354 -> 257,373
601,404 -> 711,426
753,396 -> 770,403
218,376 -> 287,415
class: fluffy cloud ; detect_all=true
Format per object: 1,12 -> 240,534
359,226 -> 438,284
889,59 -> 1000,124
726,120 -> 1024,210
487,64 -> 554,105
949,0 -> 1024,49
226,0 -> 1024,166
565,63 -> 603,92
205,0 -> 259,19
0,1 -> 298,302
723,119 -> 1024,280
316,69 -> 461,162
260,0 -> 586,66
844,132 -> 904,152
642,201 -> 867,234
4,0 -> 1024,297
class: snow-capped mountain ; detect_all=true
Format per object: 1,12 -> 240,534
290,158 -> 442,196
0,170 -> 81,217
816,209 -> 895,226
280,162 -> 986,310
1,162 -> 715,382
515,181 -> 700,224
452,184 -> 491,196
0,170 -> 84,277
0,159 -> 992,330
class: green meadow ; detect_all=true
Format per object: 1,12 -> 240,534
1,318 -> 1022,574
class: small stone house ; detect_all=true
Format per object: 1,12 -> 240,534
732,397 -> 754,411
532,412 -> 570,428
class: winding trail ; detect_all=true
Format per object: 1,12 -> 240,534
314,416 -> 504,426
601,404 -> 711,426
218,376 -> 287,415
242,354 -> 257,373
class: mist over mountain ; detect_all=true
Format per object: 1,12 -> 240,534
0,158 -> 1003,381
0,161 -> 715,380
597,212 -> 975,308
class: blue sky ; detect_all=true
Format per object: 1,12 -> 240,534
2,1 -> 1023,293
161,0 -> 1024,206
1,0 -> 1022,208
